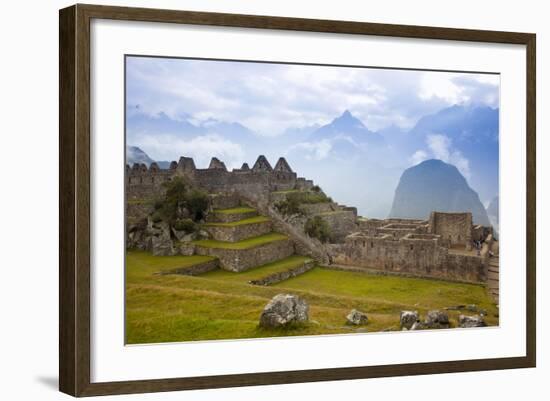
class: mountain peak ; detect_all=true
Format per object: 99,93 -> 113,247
390,159 -> 490,225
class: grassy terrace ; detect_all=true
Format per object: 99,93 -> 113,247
213,207 -> 256,214
204,255 -> 313,283
193,233 -> 288,250
126,250 -> 499,344
126,252 -> 217,281
271,189 -> 300,194
318,210 -> 348,216
203,216 -> 270,227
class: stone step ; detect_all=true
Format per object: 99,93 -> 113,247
156,256 -> 219,276
193,233 -> 294,272
206,207 -> 258,223
249,259 -> 315,286
203,216 -> 272,242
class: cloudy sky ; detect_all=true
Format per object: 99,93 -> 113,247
127,56 -> 498,135
126,56 -> 499,217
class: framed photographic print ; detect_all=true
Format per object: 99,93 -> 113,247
59,4 -> 536,397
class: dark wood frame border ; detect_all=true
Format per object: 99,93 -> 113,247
59,3 -> 536,397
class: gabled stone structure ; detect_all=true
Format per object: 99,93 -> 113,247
274,157 -> 293,173
208,157 -> 227,171
126,155 -> 309,201
252,155 -> 273,172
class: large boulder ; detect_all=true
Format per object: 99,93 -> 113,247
400,311 -> 419,330
150,233 -> 176,256
259,294 -> 309,328
458,314 -> 487,328
346,309 -> 369,325
425,310 -> 450,329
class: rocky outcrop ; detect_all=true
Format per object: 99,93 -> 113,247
346,309 -> 369,325
259,294 -> 309,328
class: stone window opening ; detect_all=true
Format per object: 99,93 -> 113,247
370,241 -> 374,248
410,245 -> 414,251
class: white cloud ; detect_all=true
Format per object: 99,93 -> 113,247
127,57 -> 500,136
135,133 -> 245,170
410,150 -> 429,165
426,134 -> 471,179
287,140 -> 333,161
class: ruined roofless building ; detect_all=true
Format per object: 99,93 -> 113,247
126,155 -> 315,201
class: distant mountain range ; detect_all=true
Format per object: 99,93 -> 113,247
389,159 -> 490,225
126,104 -> 499,218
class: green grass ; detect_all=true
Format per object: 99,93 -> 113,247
203,216 -> 270,227
204,255 -> 313,283
213,207 -> 256,214
318,210 -> 348,216
271,189 -> 300,194
193,233 -> 288,250
125,251 -> 499,344
126,252 -> 217,281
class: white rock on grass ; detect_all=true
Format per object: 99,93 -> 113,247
259,294 -> 309,328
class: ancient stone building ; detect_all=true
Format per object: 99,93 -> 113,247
332,214 -> 494,283
126,154 -> 495,284
126,155 -> 312,202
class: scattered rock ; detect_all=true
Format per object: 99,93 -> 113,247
259,294 -> 309,328
400,311 -> 419,330
346,309 -> 369,325
425,310 -> 450,329
410,321 -> 428,330
466,304 -> 478,312
458,314 -> 487,328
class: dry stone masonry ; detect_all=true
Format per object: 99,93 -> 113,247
126,154 -> 496,285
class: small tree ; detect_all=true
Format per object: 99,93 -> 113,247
304,216 -> 331,243
186,189 -> 209,221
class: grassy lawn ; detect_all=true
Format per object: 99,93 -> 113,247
126,251 -> 499,345
193,233 -> 288,249
203,216 -> 270,227
213,207 -> 257,214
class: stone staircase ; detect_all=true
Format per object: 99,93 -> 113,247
487,255 -> 499,305
194,195 -> 303,274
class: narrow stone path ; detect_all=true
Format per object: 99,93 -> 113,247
487,241 -> 499,305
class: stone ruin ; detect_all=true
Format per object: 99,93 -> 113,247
126,155 -> 496,285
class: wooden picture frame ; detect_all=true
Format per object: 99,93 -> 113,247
59,3 -> 536,397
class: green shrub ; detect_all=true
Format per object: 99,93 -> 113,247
304,216 -> 331,243
186,189 -> 209,221
173,218 -> 196,233
155,177 -> 210,223
312,185 -> 322,193
151,211 -> 163,223
275,191 -> 331,216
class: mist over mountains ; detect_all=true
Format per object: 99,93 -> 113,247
127,104 -> 498,219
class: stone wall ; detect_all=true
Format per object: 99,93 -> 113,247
429,211 -> 473,248
249,260 -> 315,286
126,155 -> 302,203
195,239 -> 295,272
319,211 -> 359,242
330,231 -> 487,283
204,220 -> 272,242
161,258 -> 219,276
